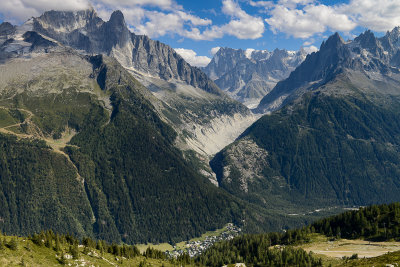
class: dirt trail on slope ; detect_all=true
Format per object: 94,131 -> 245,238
0,106 -> 82,181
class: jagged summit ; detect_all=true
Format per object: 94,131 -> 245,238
320,32 -> 344,50
109,10 -> 126,27
34,8 -> 101,32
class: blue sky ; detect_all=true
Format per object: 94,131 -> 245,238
1,0 -> 400,66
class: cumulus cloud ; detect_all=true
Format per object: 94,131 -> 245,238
340,0 -> 400,32
137,0 -> 265,41
97,0 -> 174,9
174,48 -> 211,67
266,3 -> 356,38
248,1 -> 274,9
278,0 -> 316,9
303,45 -> 318,54
211,47 -> 221,56
0,0 -> 90,22
133,10 -> 211,38
218,0 -> 265,39
255,0 -> 400,39
302,40 -> 314,46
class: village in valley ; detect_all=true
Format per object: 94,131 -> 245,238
166,223 -> 241,258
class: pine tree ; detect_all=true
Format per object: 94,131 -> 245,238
54,234 -> 61,252
58,251 -> 67,265
69,242 -> 79,259
8,237 -> 18,250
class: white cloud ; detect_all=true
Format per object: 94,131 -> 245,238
266,4 -> 356,38
97,0 -> 174,9
303,45 -> 318,54
174,48 -> 211,67
340,0 -> 400,32
249,1 -> 274,9
193,0 -> 264,40
211,47 -> 221,55
278,0 -> 316,9
132,10 -> 211,38
302,39 -> 314,46
0,0 -> 90,22
260,0 -> 400,39
136,0 -> 265,41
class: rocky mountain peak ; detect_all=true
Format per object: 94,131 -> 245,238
320,32 -> 344,51
109,10 -> 126,28
381,26 -> 400,52
35,8 -> 101,32
0,22 -> 15,34
386,26 -> 400,39
354,30 -> 378,50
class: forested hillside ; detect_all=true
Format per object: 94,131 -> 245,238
312,202 -> 400,241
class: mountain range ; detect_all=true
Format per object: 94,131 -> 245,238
203,47 -> 307,108
2,7 -> 400,247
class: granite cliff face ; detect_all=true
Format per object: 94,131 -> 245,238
31,9 -> 222,96
203,47 -> 307,107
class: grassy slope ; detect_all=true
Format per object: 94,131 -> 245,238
0,235 -> 179,267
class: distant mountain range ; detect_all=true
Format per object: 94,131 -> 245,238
203,47 -> 307,108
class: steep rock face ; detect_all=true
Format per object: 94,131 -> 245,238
130,35 -> 222,95
0,22 -> 16,43
32,9 -> 222,96
204,48 -> 248,80
203,47 -> 307,107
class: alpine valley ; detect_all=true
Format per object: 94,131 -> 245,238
2,6 -> 400,265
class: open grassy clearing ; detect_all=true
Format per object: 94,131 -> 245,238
0,235 -> 182,267
299,234 -> 400,259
